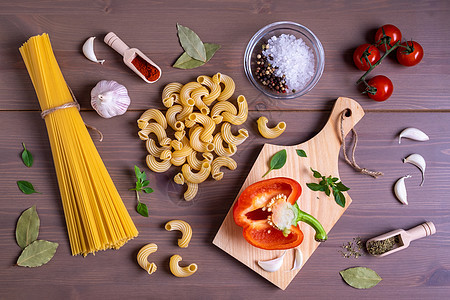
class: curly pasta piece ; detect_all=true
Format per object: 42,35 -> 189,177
166,105 -> 184,131
213,73 -> 235,101
162,82 -> 183,102
138,109 -> 167,130
177,101 -> 195,122
172,137 -> 193,158
169,254 -> 198,277
213,133 -> 237,157
221,122 -> 249,146
179,82 -> 202,106
174,130 -> 185,141
211,156 -> 237,181
183,181 -> 198,201
188,113 -> 215,143
221,95 -> 248,125
197,75 -> 221,105
210,101 -> 237,124
181,162 -> 211,184
146,155 -> 172,173
137,243 -> 158,275
257,116 -> 286,139
160,149 -> 172,161
174,173 -> 184,185
171,156 -> 186,167
171,140 -> 183,151
146,139 -> 170,157
138,123 -> 171,146
165,220 -> 193,248
189,125 -> 215,153
187,151 -> 213,171
191,86 -> 210,115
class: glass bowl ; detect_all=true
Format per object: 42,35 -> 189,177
244,21 -> 325,99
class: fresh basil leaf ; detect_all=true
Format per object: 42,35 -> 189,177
136,202 -> 149,217
332,177 -> 339,182
16,206 -> 40,249
17,240 -> 58,267
17,181 -> 39,194
176,23 -> 206,62
335,181 -> 350,191
333,190 -> 346,207
307,183 -> 324,191
262,149 -> 287,178
324,186 -> 331,197
21,143 -> 33,167
311,168 -> 322,178
296,149 -> 307,157
340,267 -> 382,289
143,187 -> 154,194
319,179 -> 327,186
141,180 -> 150,187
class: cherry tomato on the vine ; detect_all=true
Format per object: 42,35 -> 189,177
396,41 -> 423,66
353,44 -> 381,71
375,24 -> 402,52
366,75 -> 393,102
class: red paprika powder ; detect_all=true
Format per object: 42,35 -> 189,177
131,55 -> 160,82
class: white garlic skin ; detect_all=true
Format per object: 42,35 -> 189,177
91,80 -> 130,118
403,154 -> 426,186
394,175 -> 411,205
399,128 -> 429,144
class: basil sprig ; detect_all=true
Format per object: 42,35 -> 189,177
307,168 -> 349,207
130,166 -> 153,217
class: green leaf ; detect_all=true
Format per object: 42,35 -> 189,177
136,181 -> 143,190
17,181 -> 39,194
335,181 -> 350,191
142,180 -> 150,187
306,183 -> 324,191
143,187 -> 154,194
296,149 -> 307,157
340,267 -> 382,289
333,190 -> 346,207
136,202 -> 149,217
21,143 -> 33,167
176,23 -> 207,62
173,43 -> 221,69
324,186 -> 331,196
311,168 -> 322,178
134,165 -> 142,180
262,149 -> 287,178
16,206 -> 40,249
17,240 -> 58,267
331,177 -> 339,182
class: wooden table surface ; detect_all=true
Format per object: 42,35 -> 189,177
1,0 -> 449,298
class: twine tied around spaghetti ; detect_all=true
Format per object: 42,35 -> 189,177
340,110 -> 383,178
40,87 -> 104,142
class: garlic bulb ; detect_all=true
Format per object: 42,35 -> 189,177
398,128 -> 429,144
82,37 -> 105,64
403,154 -> 426,186
394,175 -> 411,205
91,80 -> 130,118
258,251 -> 286,272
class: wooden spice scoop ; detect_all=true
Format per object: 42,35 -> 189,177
104,32 -> 161,83
366,221 -> 436,257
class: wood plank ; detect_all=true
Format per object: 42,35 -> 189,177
1,109 -> 449,298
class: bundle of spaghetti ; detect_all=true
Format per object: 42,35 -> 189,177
19,34 -> 138,256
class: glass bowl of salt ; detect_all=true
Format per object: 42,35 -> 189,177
244,21 -> 325,99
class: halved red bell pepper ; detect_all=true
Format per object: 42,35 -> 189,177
233,177 -> 327,250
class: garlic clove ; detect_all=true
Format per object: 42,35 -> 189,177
257,251 -> 286,272
394,175 -> 412,205
91,80 -> 130,118
82,37 -> 105,64
398,128 -> 429,144
403,153 -> 426,186
291,248 -> 303,271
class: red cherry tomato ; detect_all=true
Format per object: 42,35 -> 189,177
375,25 -> 402,52
396,41 -> 424,66
366,75 -> 393,102
353,44 -> 381,71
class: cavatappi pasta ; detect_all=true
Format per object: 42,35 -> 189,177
20,34 -> 138,256
257,116 -> 286,139
169,255 -> 198,277
165,220 -> 193,248
137,73 -> 249,201
137,243 -> 158,275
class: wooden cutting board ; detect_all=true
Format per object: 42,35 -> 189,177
213,97 -> 364,290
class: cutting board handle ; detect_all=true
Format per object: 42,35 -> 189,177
313,97 -> 364,148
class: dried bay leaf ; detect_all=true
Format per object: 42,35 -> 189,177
17,240 -> 58,267
16,205 -> 40,249
176,23 -> 206,62
173,43 -> 221,69
340,267 -> 382,289
17,180 -> 39,194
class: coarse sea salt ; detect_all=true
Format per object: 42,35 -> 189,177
263,34 -> 315,92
